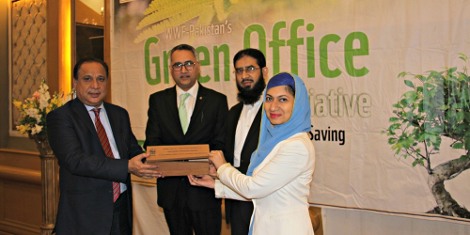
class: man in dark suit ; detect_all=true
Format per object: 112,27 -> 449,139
47,57 -> 160,235
144,44 -> 228,235
224,48 -> 267,235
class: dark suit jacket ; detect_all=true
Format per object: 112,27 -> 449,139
144,84 -> 228,211
223,102 -> 262,225
47,98 -> 143,235
224,102 -> 262,174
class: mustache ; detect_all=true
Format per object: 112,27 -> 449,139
240,78 -> 254,84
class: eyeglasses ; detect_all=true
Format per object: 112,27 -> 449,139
234,66 -> 260,75
172,61 -> 197,71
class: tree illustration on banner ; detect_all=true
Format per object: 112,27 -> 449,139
385,53 -> 470,218
134,0 -> 233,43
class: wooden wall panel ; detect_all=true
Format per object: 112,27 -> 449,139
0,150 -> 41,235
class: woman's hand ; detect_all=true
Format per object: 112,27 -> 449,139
208,150 -> 227,169
188,150 -> 227,188
209,162 -> 217,177
187,174 -> 215,188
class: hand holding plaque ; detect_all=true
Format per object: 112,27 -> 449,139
146,144 -> 210,176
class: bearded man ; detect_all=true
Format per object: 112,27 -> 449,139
223,48 -> 268,235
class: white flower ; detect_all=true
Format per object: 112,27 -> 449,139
39,92 -> 50,109
31,124 -> 43,135
13,80 -> 67,137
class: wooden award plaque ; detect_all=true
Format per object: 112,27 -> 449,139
146,144 -> 210,176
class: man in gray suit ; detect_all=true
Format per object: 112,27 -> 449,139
223,48 -> 268,235
47,57 -> 160,235
144,44 -> 228,235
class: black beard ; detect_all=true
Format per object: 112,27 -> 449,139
236,76 -> 266,105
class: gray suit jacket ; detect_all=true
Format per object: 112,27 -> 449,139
224,102 -> 262,174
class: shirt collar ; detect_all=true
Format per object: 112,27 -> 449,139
85,103 -> 104,112
176,82 -> 199,98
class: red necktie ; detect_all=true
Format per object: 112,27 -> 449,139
93,108 -> 120,203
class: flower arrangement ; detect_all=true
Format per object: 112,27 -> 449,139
13,80 -> 67,137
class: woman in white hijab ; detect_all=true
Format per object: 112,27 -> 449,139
189,72 -> 316,235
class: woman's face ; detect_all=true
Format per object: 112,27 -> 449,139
264,85 -> 295,125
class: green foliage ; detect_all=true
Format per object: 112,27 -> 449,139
385,55 -> 470,171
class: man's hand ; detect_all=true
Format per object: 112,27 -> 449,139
128,152 -> 161,178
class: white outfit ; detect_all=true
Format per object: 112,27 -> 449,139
214,132 -> 315,235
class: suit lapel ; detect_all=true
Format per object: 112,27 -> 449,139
71,98 -> 96,136
230,103 -> 243,136
227,103 -> 243,147
243,106 -> 262,151
225,103 -> 243,163
187,84 -> 206,134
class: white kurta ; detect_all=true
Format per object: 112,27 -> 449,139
215,132 -> 315,235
